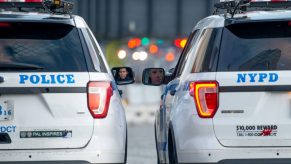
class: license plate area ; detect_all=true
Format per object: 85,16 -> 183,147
0,100 -> 14,121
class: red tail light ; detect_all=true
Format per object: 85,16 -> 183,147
189,81 -> 219,118
87,81 -> 113,119
0,22 -> 11,27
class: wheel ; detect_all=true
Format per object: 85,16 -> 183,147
168,131 -> 178,164
155,122 -> 161,164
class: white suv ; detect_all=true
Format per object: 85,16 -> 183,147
0,1 -> 133,164
143,0 -> 291,163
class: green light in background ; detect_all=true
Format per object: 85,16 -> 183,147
141,37 -> 150,46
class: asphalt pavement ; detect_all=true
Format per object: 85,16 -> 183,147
127,123 -> 157,164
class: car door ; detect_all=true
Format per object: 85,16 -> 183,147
161,29 -> 201,161
164,29 -> 201,132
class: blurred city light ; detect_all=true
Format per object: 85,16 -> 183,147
139,51 -> 148,61
174,38 -> 182,48
128,38 -> 141,49
128,39 -> 136,49
156,39 -> 164,45
149,44 -> 159,54
132,51 -> 140,60
117,49 -> 127,59
180,39 -> 187,48
135,38 -> 142,47
174,38 -> 187,48
141,37 -> 150,46
165,52 -> 175,62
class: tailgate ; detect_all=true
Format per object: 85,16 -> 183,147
0,73 -> 93,149
214,71 -> 291,147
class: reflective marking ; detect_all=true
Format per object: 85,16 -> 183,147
19,74 -> 76,85
237,73 -> 278,83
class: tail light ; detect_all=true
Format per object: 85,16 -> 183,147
87,81 -> 113,119
189,81 -> 219,118
0,22 -> 11,27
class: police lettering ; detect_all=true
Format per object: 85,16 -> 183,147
0,126 -> 16,133
19,74 -> 75,84
237,73 -> 278,83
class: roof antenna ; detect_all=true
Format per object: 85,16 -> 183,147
231,0 -> 250,18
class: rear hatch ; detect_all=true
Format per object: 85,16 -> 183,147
213,21 -> 291,147
0,22 -> 94,149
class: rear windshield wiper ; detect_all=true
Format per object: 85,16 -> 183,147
0,62 -> 44,70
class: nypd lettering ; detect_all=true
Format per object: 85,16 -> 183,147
19,74 -> 75,85
0,126 -> 16,133
237,73 -> 278,83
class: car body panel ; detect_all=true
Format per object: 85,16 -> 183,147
0,10 -> 127,164
155,8 -> 291,164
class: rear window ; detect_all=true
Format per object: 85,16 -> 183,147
0,22 -> 87,72
218,21 -> 291,71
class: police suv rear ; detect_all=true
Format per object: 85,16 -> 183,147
0,1 -> 132,163
143,0 -> 291,163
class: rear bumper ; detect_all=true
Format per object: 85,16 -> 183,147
178,148 -> 291,163
219,159 -> 291,164
174,114 -> 291,163
0,148 -> 125,164
0,114 -> 127,164
0,162 -> 91,164
181,160 -> 291,164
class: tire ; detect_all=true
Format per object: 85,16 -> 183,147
154,122 -> 161,164
168,131 -> 178,164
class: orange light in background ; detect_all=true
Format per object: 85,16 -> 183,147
165,52 -> 175,62
128,38 -> 141,49
180,39 -> 187,48
128,39 -> 137,49
149,44 -> 159,54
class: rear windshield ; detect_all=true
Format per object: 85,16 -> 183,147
218,21 -> 291,71
0,22 -> 87,72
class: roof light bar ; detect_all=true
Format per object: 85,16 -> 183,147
215,0 -> 291,17
0,0 -> 74,14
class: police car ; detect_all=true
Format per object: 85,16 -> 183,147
0,0 -> 134,163
143,0 -> 291,163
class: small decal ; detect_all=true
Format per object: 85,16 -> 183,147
0,105 -> 12,116
0,126 -> 16,133
236,125 -> 277,137
260,129 -> 273,136
20,130 -> 72,138
221,110 -> 244,114
0,101 -> 14,121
